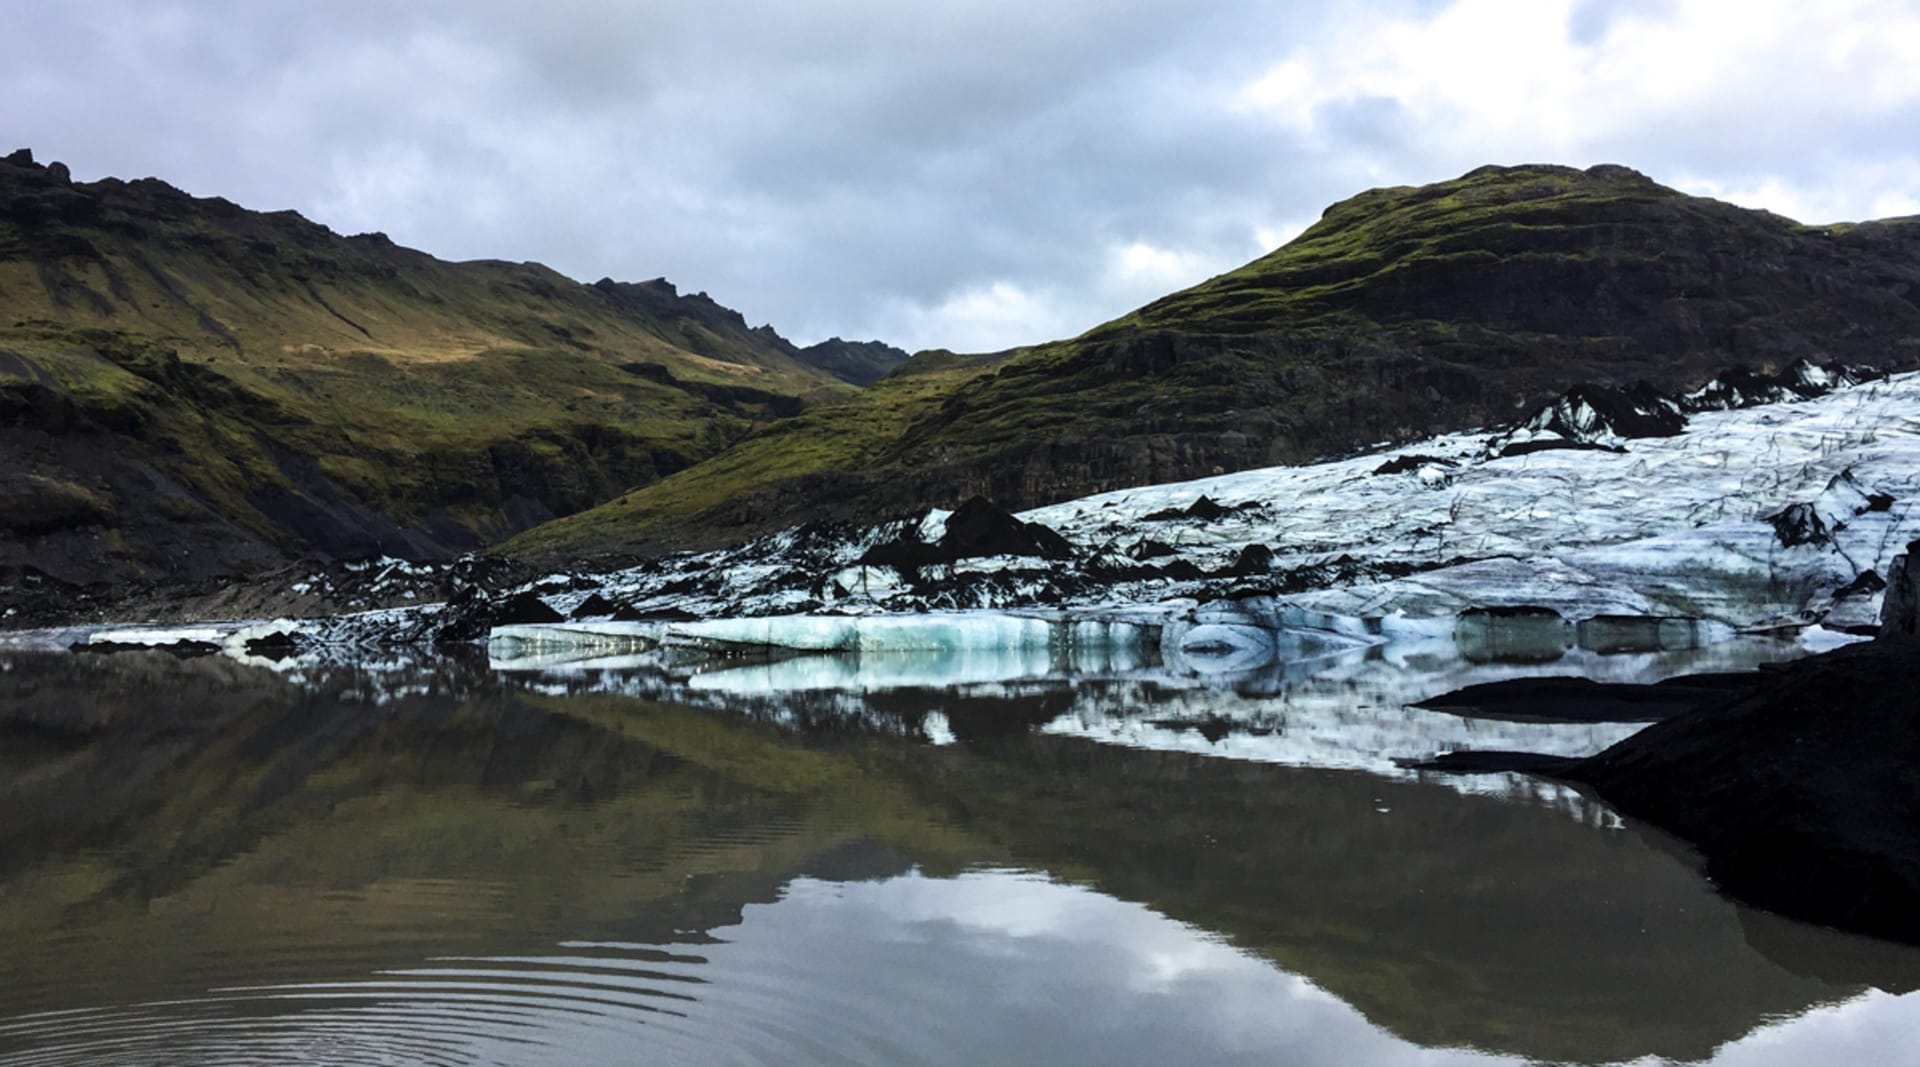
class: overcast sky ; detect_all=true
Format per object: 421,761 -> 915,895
8,0 -> 1920,352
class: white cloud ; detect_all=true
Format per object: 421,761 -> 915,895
1235,0 -> 1920,222
883,280 -> 1079,354
1677,158 -> 1920,224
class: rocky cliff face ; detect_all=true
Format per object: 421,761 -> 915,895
516,164 -> 1920,561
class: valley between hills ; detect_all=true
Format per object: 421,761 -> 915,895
7,148 -> 1920,948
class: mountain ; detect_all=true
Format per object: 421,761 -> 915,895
0,148 -> 865,603
792,337 -> 913,386
511,163 -> 1920,563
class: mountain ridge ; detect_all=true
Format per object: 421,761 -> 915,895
9,154 -> 1920,618
0,147 -> 895,611
508,162 -> 1920,563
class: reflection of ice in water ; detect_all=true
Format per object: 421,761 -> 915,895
494,610 -> 1820,813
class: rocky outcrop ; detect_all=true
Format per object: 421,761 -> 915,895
1882,541 -> 1920,637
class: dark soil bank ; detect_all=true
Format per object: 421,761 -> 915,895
1566,637 -> 1920,944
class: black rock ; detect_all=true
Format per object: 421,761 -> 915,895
1497,438 -> 1623,458
1218,543 -> 1275,578
495,592 -> 565,625
943,496 -> 1071,557
612,603 -> 699,622
1680,360 -> 1872,413
1837,570 -> 1887,599
1372,454 -> 1456,476
1882,542 -> 1919,637
1127,538 -> 1180,560
571,592 -> 618,619
1154,559 -> 1208,582
433,587 -> 562,644
1520,382 -> 1688,444
1766,503 -> 1831,548
1144,495 -> 1237,522
242,629 -> 305,661
1567,637 -> 1920,945
793,337 -> 912,387
860,497 -> 1071,568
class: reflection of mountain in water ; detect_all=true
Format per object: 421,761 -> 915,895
2,652 -> 1917,1065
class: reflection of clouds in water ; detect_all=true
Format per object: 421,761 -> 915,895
1713,990 -> 1920,1067
701,869 -> 1496,1067
692,870 -> 1920,1067
4,862 -> 1912,1066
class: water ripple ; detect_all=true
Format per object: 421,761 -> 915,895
0,939 -> 714,1066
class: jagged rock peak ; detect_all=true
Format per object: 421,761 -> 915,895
2,147 -> 70,184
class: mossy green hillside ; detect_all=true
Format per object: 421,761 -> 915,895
505,348 -> 1006,557
0,149 -> 854,592
514,163 -> 1920,561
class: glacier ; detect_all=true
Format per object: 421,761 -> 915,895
473,365 -> 1919,668
28,361 -> 1917,792
49,363 -> 1919,676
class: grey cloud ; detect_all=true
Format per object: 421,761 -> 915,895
6,0 -> 1917,349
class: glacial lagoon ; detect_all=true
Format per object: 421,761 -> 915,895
4,643 -> 1920,1066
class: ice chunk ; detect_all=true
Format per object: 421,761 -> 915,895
670,612 -> 1057,652
1453,608 -> 1574,664
489,621 -> 666,659
689,646 -> 1059,692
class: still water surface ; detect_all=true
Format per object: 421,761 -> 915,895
3,647 -> 1920,1065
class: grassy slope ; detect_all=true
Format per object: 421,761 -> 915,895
512,163 -> 1920,562
0,153 -> 851,588
505,349 -> 1004,556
